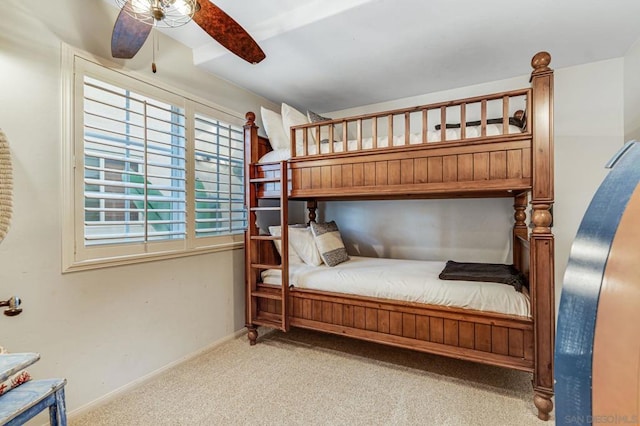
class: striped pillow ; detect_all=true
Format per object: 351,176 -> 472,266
310,221 -> 349,267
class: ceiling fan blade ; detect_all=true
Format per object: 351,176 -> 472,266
193,1 -> 266,64
111,1 -> 152,59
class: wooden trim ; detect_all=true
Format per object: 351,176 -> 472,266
290,179 -> 531,199
290,287 -> 532,328
291,317 -> 534,372
285,288 -> 534,371
290,88 -> 531,130
289,136 -> 532,165
244,113 -> 260,329
279,162 -> 290,331
288,139 -> 532,198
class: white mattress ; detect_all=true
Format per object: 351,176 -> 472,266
259,124 -> 523,162
261,256 -> 530,318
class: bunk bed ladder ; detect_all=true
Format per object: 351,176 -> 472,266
246,161 -> 289,340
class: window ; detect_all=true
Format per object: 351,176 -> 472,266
83,76 -> 187,245
63,55 -> 246,271
193,113 -> 246,238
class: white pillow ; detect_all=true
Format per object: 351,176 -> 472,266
281,103 -> 309,156
260,106 -> 289,151
258,149 -> 292,164
289,227 -> 323,266
268,225 -> 304,265
268,225 -> 323,267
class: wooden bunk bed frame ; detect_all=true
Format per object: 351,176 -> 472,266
244,52 -> 555,420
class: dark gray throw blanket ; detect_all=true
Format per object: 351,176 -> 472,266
434,116 -> 524,130
438,261 -> 527,292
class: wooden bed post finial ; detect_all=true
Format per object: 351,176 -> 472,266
244,111 -> 261,164
245,111 -> 256,126
531,51 -> 552,75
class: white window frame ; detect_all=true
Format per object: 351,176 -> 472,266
62,48 -> 245,272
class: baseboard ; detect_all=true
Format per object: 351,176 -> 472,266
66,328 -> 248,421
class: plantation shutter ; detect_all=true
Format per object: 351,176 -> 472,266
82,76 -> 187,246
193,112 -> 246,237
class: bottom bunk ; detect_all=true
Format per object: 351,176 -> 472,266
245,218 -> 553,420
252,284 -> 534,373
250,254 -> 534,373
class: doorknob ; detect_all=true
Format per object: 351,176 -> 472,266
0,296 -> 22,316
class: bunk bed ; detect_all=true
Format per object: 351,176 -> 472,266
244,52 -> 555,420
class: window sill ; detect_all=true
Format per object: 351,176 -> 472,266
62,241 -> 244,273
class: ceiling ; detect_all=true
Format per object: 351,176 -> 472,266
111,0 -> 640,112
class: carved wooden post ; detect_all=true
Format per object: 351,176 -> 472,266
306,200 -> 317,224
529,52 -> 555,421
244,111 -> 260,163
513,192 -> 528,272
244,112 -> 259,345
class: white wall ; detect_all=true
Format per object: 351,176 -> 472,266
323,57 -> 625,308
0,0 -> 277,416
624,37 -> 640,141
553,59 -> 624,306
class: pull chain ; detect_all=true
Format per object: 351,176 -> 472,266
152,29 -> 157,73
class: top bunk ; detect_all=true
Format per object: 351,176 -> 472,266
245,52 -> 553,201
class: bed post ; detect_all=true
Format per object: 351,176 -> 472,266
513,192 -> 528,272
244,112 -> 260,164
306,200 -> 317,224
529,51 -> 555,421
245,112 -> 259,345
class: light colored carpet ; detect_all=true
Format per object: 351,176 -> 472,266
71,328 -> 551,425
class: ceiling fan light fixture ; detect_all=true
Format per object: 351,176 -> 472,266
111,0 -> 265,64
115,0 -> 198,28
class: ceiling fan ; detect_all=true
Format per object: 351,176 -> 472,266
111,0 -> 266,65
